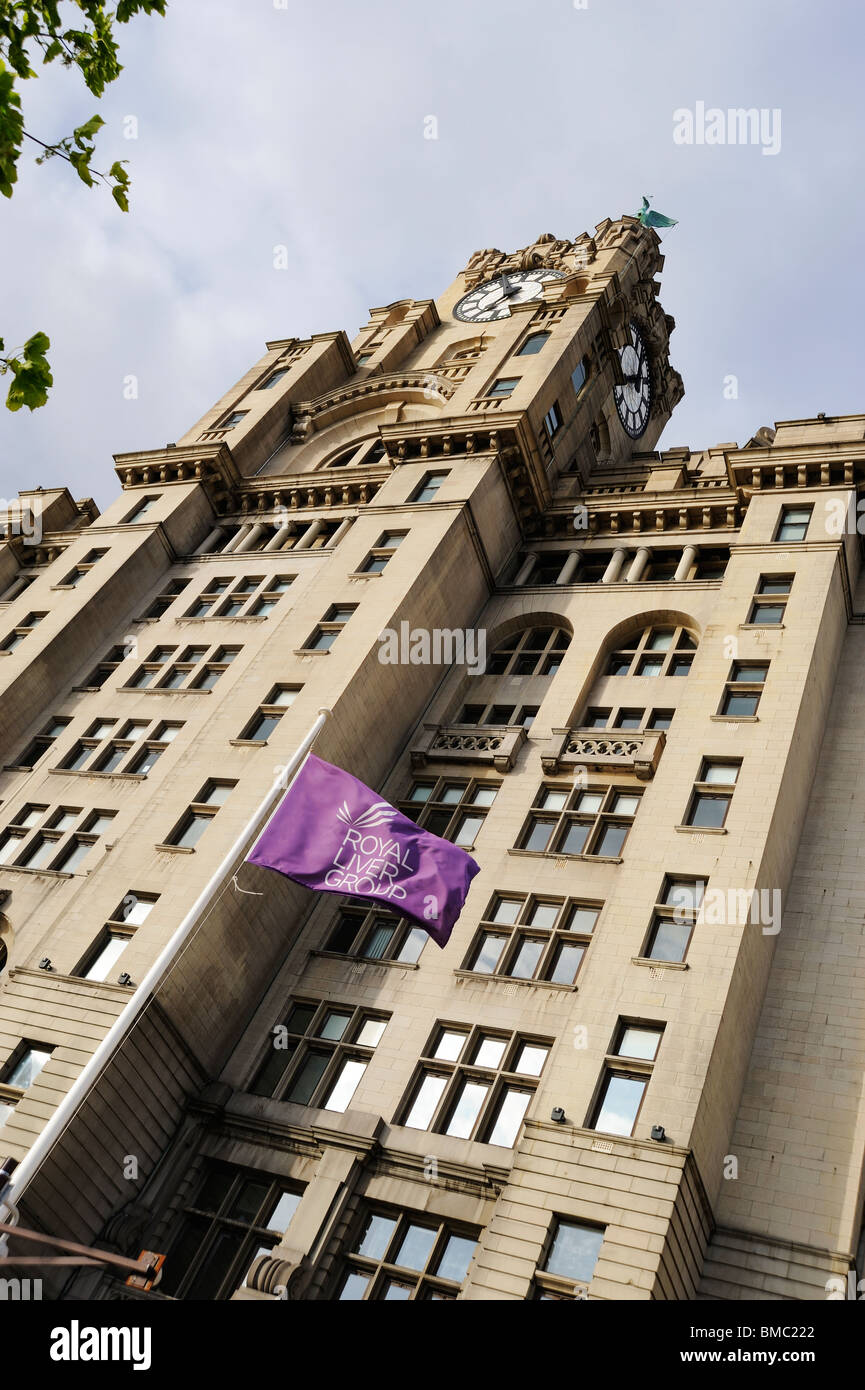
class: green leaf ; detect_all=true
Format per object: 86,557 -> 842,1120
4,331 -> 53,412
73,114 -> 105,147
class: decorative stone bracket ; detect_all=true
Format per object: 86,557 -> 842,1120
410,722 -> 527,773
541,727 -> 665,780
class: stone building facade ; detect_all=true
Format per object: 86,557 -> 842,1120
0,214 -> 863,1301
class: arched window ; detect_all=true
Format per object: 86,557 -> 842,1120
486,627 -> 570,678
606,624 -> 696,678
0,938 -> 7,975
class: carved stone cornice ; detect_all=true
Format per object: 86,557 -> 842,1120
113,442 -> 240,501
288,371 -> 457,443
542,499 -> 742,539
725,442 -> 865,496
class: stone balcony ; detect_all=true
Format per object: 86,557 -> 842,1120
410,723 -> 527,773
540,727 -> 665,780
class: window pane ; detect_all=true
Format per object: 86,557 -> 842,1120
508,937 -> 544,979
394,1223 -> 437,1272
523,818 -> 554,852
317,1010 -> 351,1040
404,1074 -> 447,1130
382,1280 -> 413,1300
548,942 -> 584,984
618,1027 -> 662,1060
559,822 -> 590,855
647,630 -> 674,650
453,814 -> 483,846
563,904 -> 599,933
356,1213 -> 398,1259
228,1180 -> 270,1223
396,927 -> 427,964
689,795 -> 729,828
434,1030 -> 467,1061
179,1221 -> 243,1300
285,1051 -> 330,1105
323,1058 -> 367,1112
175,813 -> 209,848
594,1074 -> 646,1136
637,657 -> 664,676
595,823 -> 628,856
514,1044 -> 549,1077
82,935 -> 129,982
647,919 -> 690,962
526,902 -> 558,929
285,1003 -> 316,1034
473,1036 -> 507,1069
758,577 -> 791,595
751,603 -> 784,624
364,922 -> 396,959
663,879 -> 705,911
7,1047 -> 52,1087
202,783 -> 234,805
470,786 -> 497,808
490,897 -> 522,925
540,788 -> 568,811
339,1271 -> 371,1300
436,1233 -> 476,1282
445,1080 -> 489,1138
545,1222 -> 604,1282
471,933 -> 507,974
722,691 -> 759,716
487,1088 -> 531,1146
610,793 -> 640,815
575,791 -> 604,814
355,1018 -> 386,1047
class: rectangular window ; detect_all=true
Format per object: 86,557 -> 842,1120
398,1025 -> 550,1148
141,578 -> 190,619
335,1207 -> 478,1301
249,999 -> 388,1110
748,575 -> 792,625
462,893 -> 599,986
486,378 -> 519,398
80,644 -> 128,690
399,777 -> 497,848
325,903 -> 428,965
410,471 -> 449,504
239,685 -> 300,742
185,577 -> 232,618
642,876 -> 706,963
533,1219 -> 605,1298
775,506 -> 811,543
165,781 -> 236,849
517,331 -> 550,356
684,760 -> 740,829
517,783 -> 640,859
222,411 -> 248,429
123,496 -> 159,524
589,1022 -> 664,1137
360,531 -> 406,574
543,401 -> 562,439
2,1043 -> 54,1089
571,358 -> 589,395
303,604 -> 357,652
258,366 -> 290,389
720,661 -> 769,717
1,611 -> 46,652
159,1163 -> 303,1301
14,716 -> 70,769
59,549 -> 108,587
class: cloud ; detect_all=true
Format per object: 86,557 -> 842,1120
1,0 -> 863,507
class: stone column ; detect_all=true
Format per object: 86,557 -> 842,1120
514,554 -> 536,586
556,552 -> 581,585
626,547 -> 651,584
674,545 -> 698,583
601,548 -> 628,584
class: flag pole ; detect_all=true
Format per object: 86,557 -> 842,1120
0,707 -> 332,1222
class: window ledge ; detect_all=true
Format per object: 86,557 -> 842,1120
738,623 -> 784,631
230,738 -> 268,748
710,715 -> 759,723
49,767 -> 147,782
347,571 -> 382,580
674,824 -> 727,835
176,616 -> 268,624
507,848 -> 624,865
293,648 -> 330,657
133,616 -> 160,624
70,685 -> 102,693
119,687 -> 212,696
4,763 -> 40,772
154,843 -> 195,854
631,956 -> 689,971
0,864 -> 74,880
453,969 -> 576,992
50,584 -> 78,592
311,950 -> 420,970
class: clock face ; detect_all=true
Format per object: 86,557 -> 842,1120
614,323 -> 652,439
454,268 -> 566,323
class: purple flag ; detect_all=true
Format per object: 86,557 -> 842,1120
247,755 -> 480,947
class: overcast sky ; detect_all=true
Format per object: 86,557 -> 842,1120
1,0 -> 862,510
